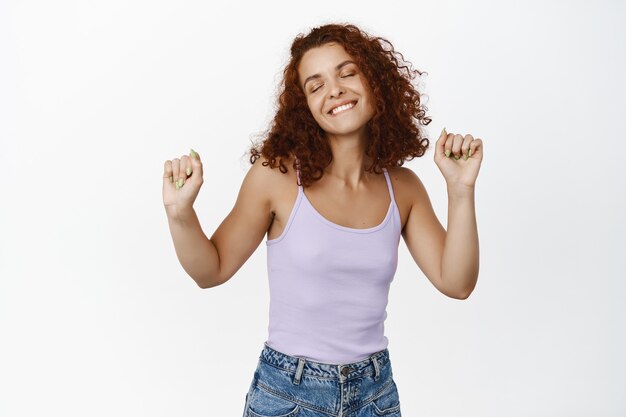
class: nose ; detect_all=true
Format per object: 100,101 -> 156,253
327,79 -> 344,98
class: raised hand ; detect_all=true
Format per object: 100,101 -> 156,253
434,127 -> 483,189
163,148 -> 204,216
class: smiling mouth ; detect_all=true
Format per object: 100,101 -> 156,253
328,101 -> 357,116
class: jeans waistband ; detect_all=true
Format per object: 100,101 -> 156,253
260,342 -> 390,382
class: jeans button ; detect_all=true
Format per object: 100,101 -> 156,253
341,366 -> 350,376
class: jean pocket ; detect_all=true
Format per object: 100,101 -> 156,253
371,380 -> 401,416
246,385 -> 301,417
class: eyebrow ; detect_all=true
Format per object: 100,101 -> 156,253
302,60 -> 356,91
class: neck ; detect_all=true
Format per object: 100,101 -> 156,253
323,130 -> 375,188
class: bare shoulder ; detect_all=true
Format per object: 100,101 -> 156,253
388,166 -> 430,198
387,165 -> 419,184
385,166 -> 429,231
247,154 -> 295,183
247,154 -> 298,212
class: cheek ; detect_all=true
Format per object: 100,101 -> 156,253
368,100 -> 376,115
307,98 -> 325,118
361,97 -> 375,117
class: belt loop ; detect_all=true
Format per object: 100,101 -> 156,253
293,358 -> 305,385
371,354 -> 380,382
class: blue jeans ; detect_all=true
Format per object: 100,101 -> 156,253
242,342 -> 402,417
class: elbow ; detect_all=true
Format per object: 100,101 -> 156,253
450,283 -> 476,300
197,281 -> 213,289
441,273 -> 478,300
451,289 -> 473,300
196,269 -> 231,289
194,274 -> 222,289
197,281 -> 219,289
195,278 -> 211,289
442,282 -> 476,300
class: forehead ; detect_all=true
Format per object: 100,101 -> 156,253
298,42 -> 354,78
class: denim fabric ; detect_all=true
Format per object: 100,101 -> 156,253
242,343 -> 402,417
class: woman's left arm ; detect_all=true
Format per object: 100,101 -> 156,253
440,184 -> 479,299
436,128 -> 484,299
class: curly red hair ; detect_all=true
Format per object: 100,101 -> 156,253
248,22 -> 432,187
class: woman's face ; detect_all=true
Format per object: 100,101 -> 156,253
297,42 -> 376,137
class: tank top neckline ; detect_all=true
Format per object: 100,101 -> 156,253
300,189 -> 394,233
296,162 -> 396,233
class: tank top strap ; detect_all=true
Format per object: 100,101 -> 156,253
382,167 -> 396,203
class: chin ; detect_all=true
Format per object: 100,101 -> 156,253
324,125 -> 368,137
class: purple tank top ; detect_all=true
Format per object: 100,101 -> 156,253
264,160 -> 402,364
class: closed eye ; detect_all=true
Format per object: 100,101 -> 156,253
311,74 -> 355,93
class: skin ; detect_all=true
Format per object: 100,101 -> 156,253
162,42 -> 482,299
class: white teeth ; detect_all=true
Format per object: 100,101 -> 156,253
330,102 -> 355,115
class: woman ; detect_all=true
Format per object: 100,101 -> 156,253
163,23 -> 482,417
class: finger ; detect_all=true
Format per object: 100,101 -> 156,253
189,148 -> 203,180
163,160 -> 174,184
451,134 -> 464,159
469,138 -> 483,158
444,131 -> 455,158
180,155 -> 191,179
178,155 -> 190,189
435,127 -> 448,158
171,158 -> 181,189
461,134 -> 474,160
171,158 -> 180,178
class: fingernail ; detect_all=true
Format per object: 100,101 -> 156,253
463,154 -> 468,161
454,155 -> 459,160
186,166 -> 192,176
176,178 -> 184,189
441,127 -> 446,136
190,148 -> 198,159
468,149 -> 473,157
445,150 -> 451,158
169,175 -> 173,183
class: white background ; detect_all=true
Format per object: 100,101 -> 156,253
1,1 -> 625,416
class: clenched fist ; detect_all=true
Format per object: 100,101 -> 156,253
163,148 -> 204,217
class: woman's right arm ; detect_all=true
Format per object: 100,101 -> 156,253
163,150 -> 274,288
